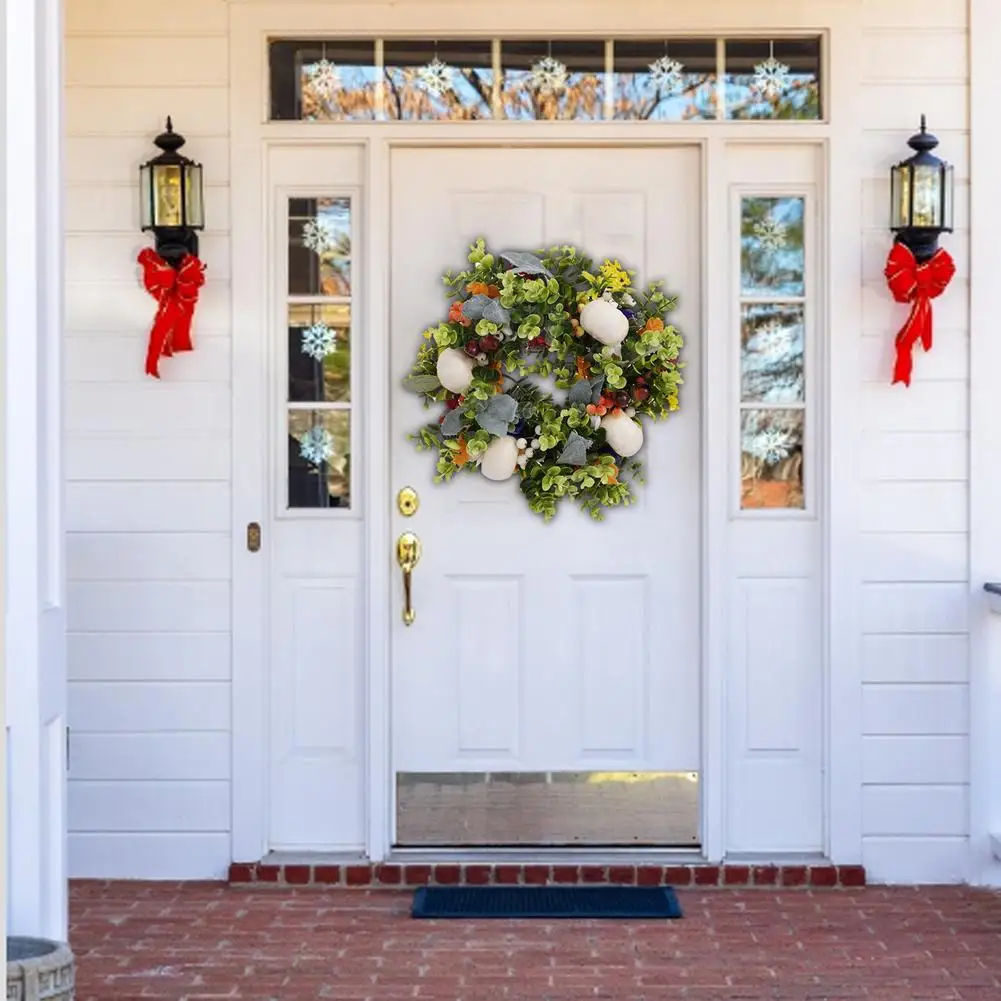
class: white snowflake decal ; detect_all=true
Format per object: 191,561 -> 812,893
305,58 -> 340,102
301,216 -> 338,256
749,426 -> 793,466
301,322 -> 338,361
647,55 -> 685,94
752,216 -> 788,253
417,56 -> 453,96
752,55 -> 791,100
754,320 -> 794,359
528,56 -> 568,95
299,426 -> 335,466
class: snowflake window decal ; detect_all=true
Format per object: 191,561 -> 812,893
745,424 -> 793,466
301,216 -> 338,256
647,54 -> 685,94
751,42 -> 791,100
298,426 -> 335,467
527,55 -> 569,96
752,215 -> 788,254
301,322 -> 338,361
305,58 -> 341,102
417,55 -> 453,97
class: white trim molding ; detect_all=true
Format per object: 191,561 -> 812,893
4,0 -> 68,939
968,0 -> 1001,888
229,0 -> 862,865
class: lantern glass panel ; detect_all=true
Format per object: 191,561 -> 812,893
185,163 -> 205,229
910,164 -> 941,228
942,164 -> 955,231
152,164 -> 184,227
890,164 -> 910,229
139,163 -> 154,230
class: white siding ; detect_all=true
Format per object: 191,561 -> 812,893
63,0 -> 974,882
64,0 -> 232,879
859,0 -> 971,884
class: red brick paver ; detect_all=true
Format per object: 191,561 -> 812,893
230,860 -> 865,889
70,880 -> 1001,1000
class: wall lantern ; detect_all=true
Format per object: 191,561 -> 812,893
889,115 -> 954,263
884,114 -> 956,389
136,117 -> 207,380
139,116 -> 205,267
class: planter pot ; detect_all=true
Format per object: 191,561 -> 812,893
7,937 -> 75,1001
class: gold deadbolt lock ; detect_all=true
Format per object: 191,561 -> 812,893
397,486 -> 419,517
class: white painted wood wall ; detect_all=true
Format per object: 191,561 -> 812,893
64,0 -> 974,882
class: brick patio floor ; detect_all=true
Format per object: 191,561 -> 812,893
70,880 -> 1001,1001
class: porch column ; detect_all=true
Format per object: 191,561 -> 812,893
3,0 -> 68,938
970,0 -> 1001,888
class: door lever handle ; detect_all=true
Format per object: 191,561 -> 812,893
396,532 -> 422,626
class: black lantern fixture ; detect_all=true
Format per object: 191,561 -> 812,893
139,117 -> 205,267
889,115 -> 954,263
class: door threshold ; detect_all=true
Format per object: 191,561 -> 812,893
386,847 -> 705,864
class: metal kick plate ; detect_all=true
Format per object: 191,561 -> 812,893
395,771 -> 700,847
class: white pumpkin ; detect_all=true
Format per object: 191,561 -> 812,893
579,298 -> 629,347
479,436 -> 519,481
601,411 -> 644,457
436,347 -> 476,394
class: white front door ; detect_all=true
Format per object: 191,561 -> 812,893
389,146 -> 703,846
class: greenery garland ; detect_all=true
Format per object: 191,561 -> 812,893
403,240 -> 685,521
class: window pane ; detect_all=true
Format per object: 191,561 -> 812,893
741,196 -> 805,297
288,303 -> 351,403
724,38 -> 821,120
383,40 -> 494,120
270,40 -> 378,121
288,409 -> 351,509
740,409 -> 804,510
612,39 -> 717,121
288,197 -> 351,297
500,40 -> 605,120
741,303 -> 804,403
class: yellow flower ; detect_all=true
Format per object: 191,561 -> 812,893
599,259 -> 632,292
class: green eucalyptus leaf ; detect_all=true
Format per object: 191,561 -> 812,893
567,379 -> 593,406
498,250 -> 553,277
440,408 -> 466,437
461,295 -> 492,321
483,299 -> 511,326
403,373 -> 442,393
556,431 -> 592,467
475,393 -> 518,436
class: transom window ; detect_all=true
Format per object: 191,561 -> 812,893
269,37 -> 822,122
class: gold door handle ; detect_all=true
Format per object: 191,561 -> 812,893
396,532 -> 422,626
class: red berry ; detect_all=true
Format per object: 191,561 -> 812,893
463,340 -> 480,356
479,335 -> 500,352
445,396 -> 461,410
633,386 -> 650,402
636,376 -> 647,386
615,391 -> 630,408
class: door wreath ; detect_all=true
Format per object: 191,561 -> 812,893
403,240 -> 686,521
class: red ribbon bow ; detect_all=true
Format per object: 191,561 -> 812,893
137,248 -> 206,378
884,242 -> 954,387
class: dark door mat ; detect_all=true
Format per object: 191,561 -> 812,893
411,885 -> 683,919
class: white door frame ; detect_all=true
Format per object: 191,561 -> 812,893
228,0 -> 864,866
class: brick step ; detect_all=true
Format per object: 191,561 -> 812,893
228,860 -> 866,889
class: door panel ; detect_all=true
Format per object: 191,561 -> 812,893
389,147 -> 703,846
